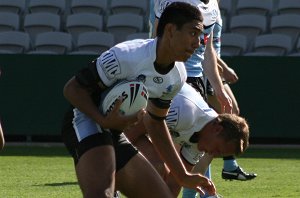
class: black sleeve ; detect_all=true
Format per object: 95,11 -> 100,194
75,59 -> 107,92
149,98 -> 171,109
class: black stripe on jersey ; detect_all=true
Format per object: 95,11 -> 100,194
203,23 -> 214,30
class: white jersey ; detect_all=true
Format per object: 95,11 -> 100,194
73,39 -> 187,142
166,83 -> 218,164
96,38 -> 187,100
154,0 -> 221,77
213,14 -> 222,56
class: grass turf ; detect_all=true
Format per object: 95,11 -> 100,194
0,145 -> 299,197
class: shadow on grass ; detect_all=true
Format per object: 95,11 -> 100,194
34,182 -> 78,187
0,146 -> 70,157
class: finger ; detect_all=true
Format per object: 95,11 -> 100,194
137,109 -> 146,121
196,187 -> 205,196
222,105 -> 226,114
208,180 -> 217,195
224,104 -> 232,114
112,97 -> 123,113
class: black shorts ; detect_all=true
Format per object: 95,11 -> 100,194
206,79 -> 228,96
186,76 -> 206,99
61,108 -> 138,171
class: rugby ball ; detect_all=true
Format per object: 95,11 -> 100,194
101,80 -> 148,116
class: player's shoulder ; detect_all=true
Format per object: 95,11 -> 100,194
172,84 -> 201,115
98,38 -> 155,68
113,38 -> 154,55
174,61 -> 187,79
176,83 -> 201,103
175,83 -> 216,116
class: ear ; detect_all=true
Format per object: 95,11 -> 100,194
164,23 -> 176,38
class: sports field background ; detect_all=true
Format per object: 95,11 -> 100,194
0,144 -> 299,198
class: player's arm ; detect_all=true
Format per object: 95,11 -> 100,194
217,57 -> 239,84
192,153 -> 214,175
212,22 -> 238,84
203,33 -> 232,113
63,62 -> 139,131
144,99 -> 216,195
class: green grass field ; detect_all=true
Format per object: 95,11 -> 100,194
0,145 -> 300,198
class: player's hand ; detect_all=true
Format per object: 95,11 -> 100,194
180,173 -> 216,196
215,89 -> 232,114
103,97 -> 145,131
222,67 -> 238,84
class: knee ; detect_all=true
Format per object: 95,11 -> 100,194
81,185 -> 114,198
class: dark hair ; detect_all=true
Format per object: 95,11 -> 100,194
217,114 -> 250,156
156,2 -> 203,37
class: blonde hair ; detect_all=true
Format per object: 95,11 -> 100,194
217,114 -> 249,155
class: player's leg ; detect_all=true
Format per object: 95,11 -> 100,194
114,133 -> 172,197
76,144 -> 116,198
61,108 -> 117,198
116,152 -> 173,198
222,156 -> 257,181
125,121 -> 168,177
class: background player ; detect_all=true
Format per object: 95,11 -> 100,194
125,82 -> 250,197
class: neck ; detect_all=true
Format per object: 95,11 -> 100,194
155,37 -> 174,67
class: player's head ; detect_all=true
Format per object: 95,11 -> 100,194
156,2 -> 203,38
196,114 -> 249,157
217,114 -> 249,156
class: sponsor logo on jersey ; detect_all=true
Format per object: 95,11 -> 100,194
211,9 -> 218,20
161,84 -> 180,99
153,76 -> 163,84
99,51 -> 121,80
